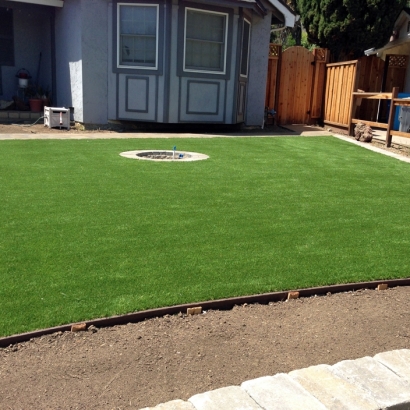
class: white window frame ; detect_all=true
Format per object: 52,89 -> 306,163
117,3 -> 159,70
183,7 -> 229,75
240,18 -> 251,78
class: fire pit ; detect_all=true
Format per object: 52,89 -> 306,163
120,150 -> 209,162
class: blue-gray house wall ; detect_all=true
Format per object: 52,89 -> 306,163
107,0 -> 275,126
0,0 -> 53,101
1,0 -> 293,127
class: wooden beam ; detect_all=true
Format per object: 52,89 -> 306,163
348,62 -> 360,136
352,92 -> 392,99
327,60 -> 358,68
386,87 -> 399,147
393,99 -> 410,106
351,119 -> 388,129
389,130 -> 410,138
323,120 -> 349,128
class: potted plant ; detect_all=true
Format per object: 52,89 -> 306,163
15,68 -> 31,89
25,84 -> 51,112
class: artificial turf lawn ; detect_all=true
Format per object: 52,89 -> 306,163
1,136 -> 409,337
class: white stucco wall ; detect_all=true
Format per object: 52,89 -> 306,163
55,0 -> 83,120
55,0 -> 108,124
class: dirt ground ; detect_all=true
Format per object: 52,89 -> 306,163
0,286 -> 409,409
0,122 -> 119,134
0,121 -> 409,157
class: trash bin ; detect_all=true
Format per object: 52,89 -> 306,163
386,93 -> 410,130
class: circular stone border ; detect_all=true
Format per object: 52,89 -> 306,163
120,150 -> 209,162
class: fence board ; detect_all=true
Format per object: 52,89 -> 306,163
277,46 -> 315,124
265,44 -> 281,111
324,60 -> 358,127
311,49 -> 330,118
324,64 -> 335,121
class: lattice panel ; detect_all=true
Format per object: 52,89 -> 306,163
314,48 -> 328,62
269,44 -> 281,58
388,55 -> 408,68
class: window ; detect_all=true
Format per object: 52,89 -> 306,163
240,19 -> 251,77
117,4 -> 158,69
0,7 -> 14,66
184,8 -> 228,74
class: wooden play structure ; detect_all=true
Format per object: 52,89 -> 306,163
349,87 -> 410,147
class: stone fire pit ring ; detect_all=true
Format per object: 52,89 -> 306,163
120,150 -> 209,162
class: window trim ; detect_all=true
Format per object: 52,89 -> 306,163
239,18 -> 251,78
117,3 -> 159,70
183,7 -> 229,75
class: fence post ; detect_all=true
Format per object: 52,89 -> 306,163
386,87 -> 399,147
347,61 -> 360,136
265,44 -> 282,114
310,48 -> 330,122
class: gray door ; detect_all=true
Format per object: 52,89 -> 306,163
236,18 -> 251,123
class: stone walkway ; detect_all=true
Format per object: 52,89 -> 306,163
141,349 -> 410,410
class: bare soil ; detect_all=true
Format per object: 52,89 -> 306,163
369,137 -> 410,157
1,286 -> 409,409
0,122 -> 119,134
0,122 -> 409,158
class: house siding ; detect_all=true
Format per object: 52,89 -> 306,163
107,0 -> 272,125
1,0 -> 285,126
0,0 -> 52,101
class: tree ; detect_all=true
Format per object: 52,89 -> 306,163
270,0 -> 303,49
296,0 -> 407,61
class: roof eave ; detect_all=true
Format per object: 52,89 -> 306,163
267,0 -> 298,27
5,0 -> 64,7
365,35 -> 410,57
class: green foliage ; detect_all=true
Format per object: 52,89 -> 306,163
297,0 -> 407,60
271,28 -> 317,51
271,0 -> 317,51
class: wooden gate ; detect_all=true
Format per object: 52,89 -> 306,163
265,46 -> 329,125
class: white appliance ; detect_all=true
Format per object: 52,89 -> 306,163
44,106 -> 70,130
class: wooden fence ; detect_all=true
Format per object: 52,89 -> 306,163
265,45 -> 329,125
266,45 -> 409,128
265,44 -> 281,115
324,61 -> 358,128
323,54 -> 409,129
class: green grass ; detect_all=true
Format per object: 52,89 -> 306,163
1,136 -> 409,337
